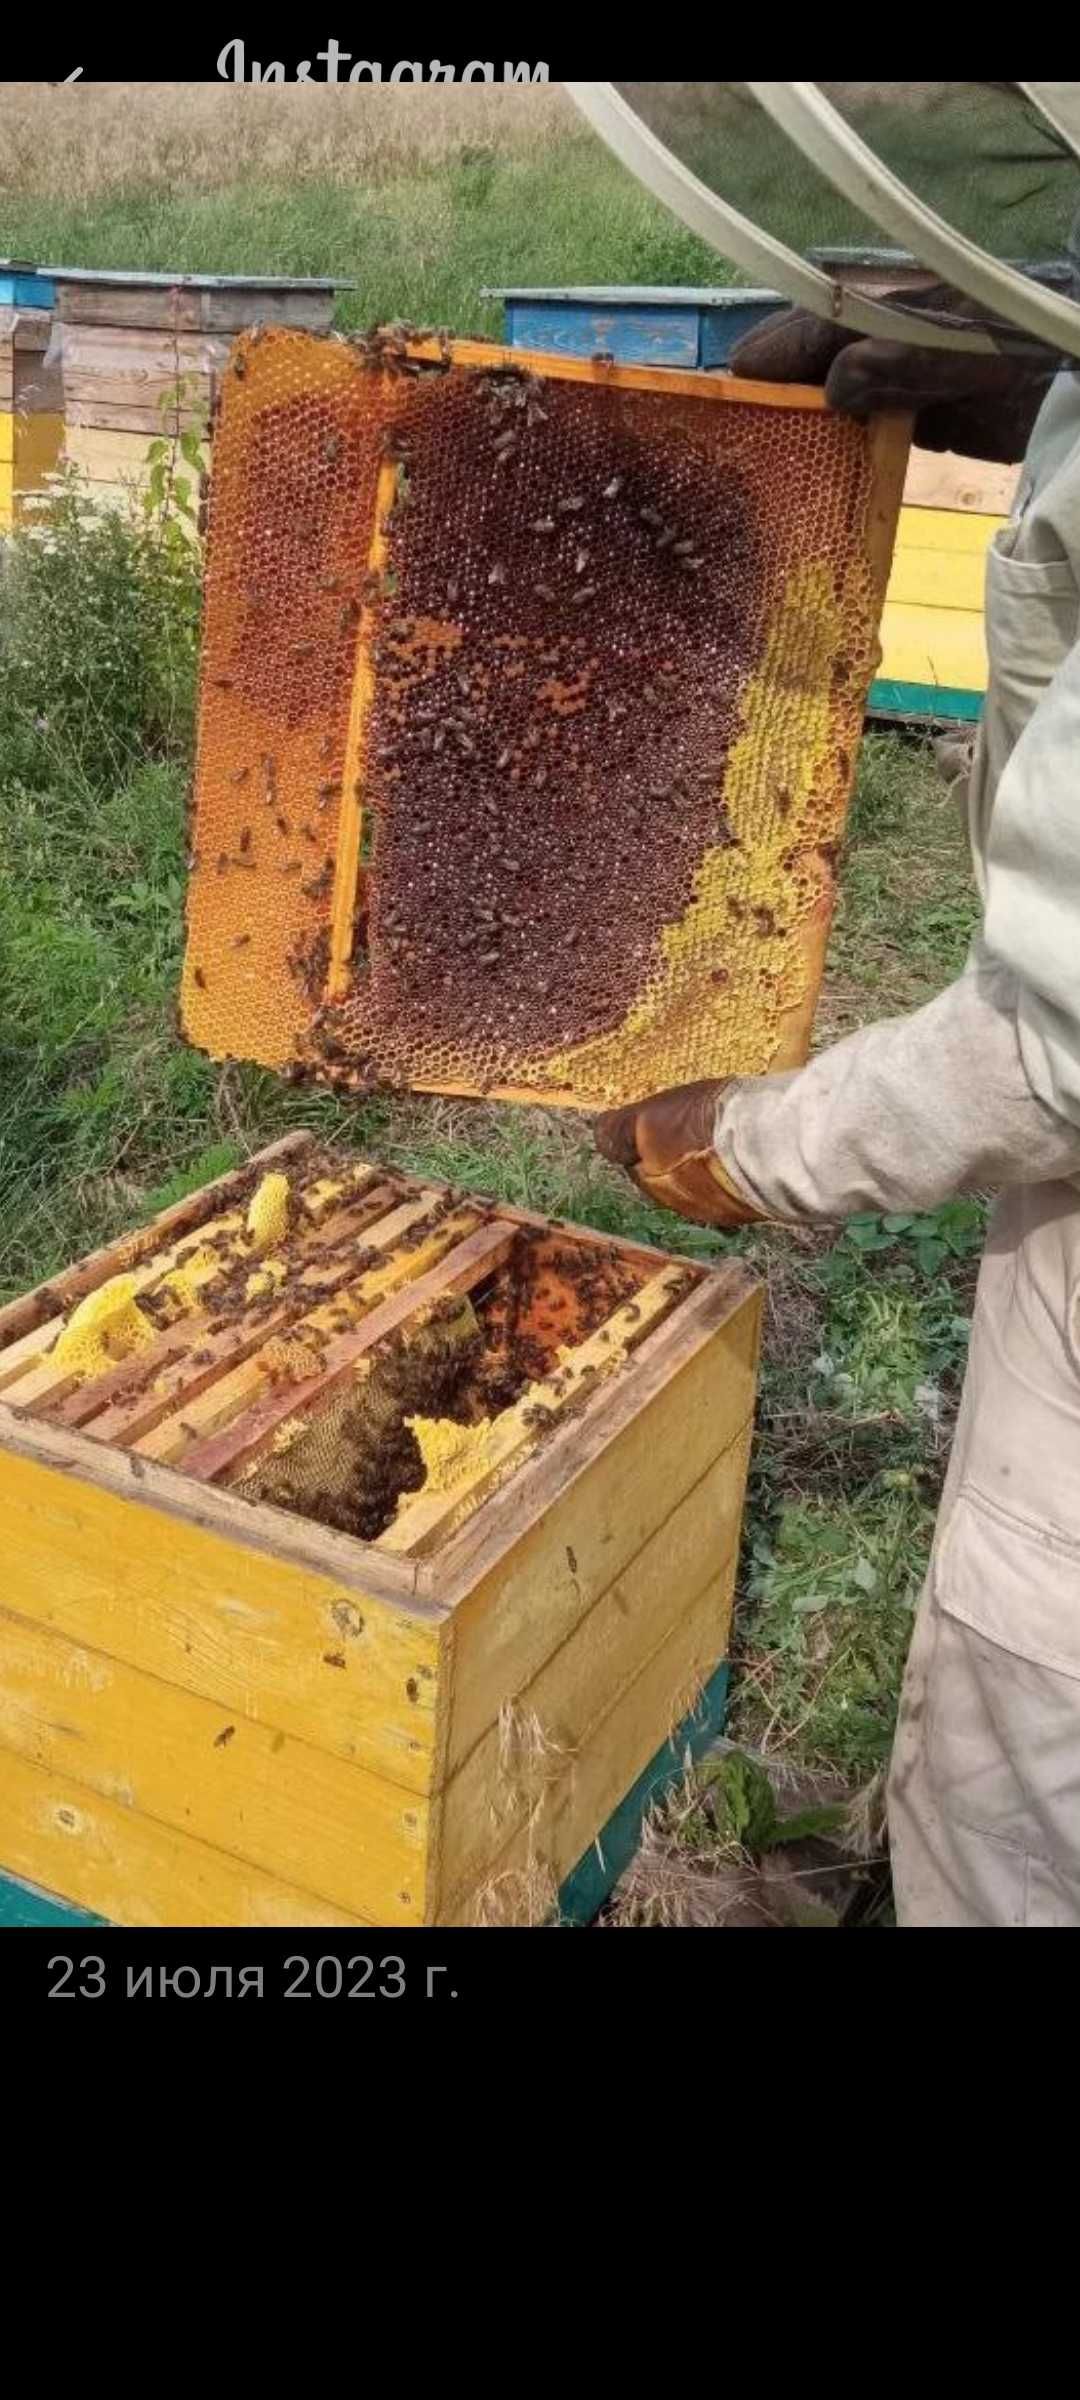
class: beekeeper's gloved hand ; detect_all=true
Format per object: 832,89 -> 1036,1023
594,1080 -> 763,1229
730,280 -> 1060,464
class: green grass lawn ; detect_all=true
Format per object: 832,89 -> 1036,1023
0,114 -> 993,1905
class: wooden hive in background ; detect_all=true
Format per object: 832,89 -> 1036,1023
50,267 -> 353,511
0,265 -> 62,528
0,1133 -> 761,1928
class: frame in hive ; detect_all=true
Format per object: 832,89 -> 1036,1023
0,1133 -> 761,1926
180,330 -> 910,1111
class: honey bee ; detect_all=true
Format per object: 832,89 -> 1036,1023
639,505 -> 664,530
591,349 -> 615,367
487,563 -> 507,587
672,538 -> 696,557
574,548 -> 590,575
232,933 -> 252,950
193,965 -> 207,990
533,581 -> 555,603
493,429 -> 518,458
529,516 -> 555,535
679,555 -> 705,573
281,860 -> 302,878
216,853 -> 230,874
571,585 -> 596,608
232,355 -> 246,380
239,827 -> 252,855
212,675 -> 233,690
229,766 -> 250,786
323,432 -> 342,465
602,475 -> 624,499
275,814 -> 292,837
557,495 -> 585,514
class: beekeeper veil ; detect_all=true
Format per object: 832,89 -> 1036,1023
567,82 -> 1080,360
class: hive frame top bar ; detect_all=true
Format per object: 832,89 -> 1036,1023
404,332 -> 829,410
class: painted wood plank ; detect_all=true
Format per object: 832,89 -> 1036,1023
869,677 -> 984,722
445,1570 -> 736,1923
878,597 -> 989,694
435,1427 -> 749,1910
893,503 -> 1004,558
699,298 -> 788,365
887,544 -> 990,612
0,1604 -> 431,1924
506,298 -> 701,368
178,1216 -> 516,1486
440,1279 -> 761,1775
903,448 -> 1020,515
381,1265 -> 688,1556
556,1657 -> 730,1924
0,272 -> 55,308
0,1434 -> 440,1788
0,1746 -> 364,1928
0,411 -> 14,466
0,1865 -> 104,1928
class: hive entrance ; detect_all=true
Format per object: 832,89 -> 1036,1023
182,331 -> 908,1108
0,1136 -> 692,1558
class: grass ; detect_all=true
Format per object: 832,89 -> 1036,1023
0,92 -> 997,1877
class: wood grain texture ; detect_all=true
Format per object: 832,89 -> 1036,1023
0,1604 -> 430,1923
0,1431 -> 439,1788
445,1571 -> 737,1924
0,1746 -> 364,1928
435,1426 -> 749,1910
437,1275 -> 761,1774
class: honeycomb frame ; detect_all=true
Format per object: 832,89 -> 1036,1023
181,331 -> 910,1109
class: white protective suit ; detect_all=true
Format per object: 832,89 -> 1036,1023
714,368 -> 1080,1925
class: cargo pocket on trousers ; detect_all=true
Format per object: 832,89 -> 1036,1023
926,1486 -> 1080,1872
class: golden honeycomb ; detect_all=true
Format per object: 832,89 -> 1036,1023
182,330 -> 907,1108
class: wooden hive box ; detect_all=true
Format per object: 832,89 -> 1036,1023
51,268 -> 352,512
0,269 -> 62,528
0,1133 -> 761,1929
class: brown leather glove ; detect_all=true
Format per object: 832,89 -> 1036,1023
730,280 -> 1061,464
594,1079 -> 764,1230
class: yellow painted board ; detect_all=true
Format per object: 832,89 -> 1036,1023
894,503 -> 1005,557
0,1605 -> 430,1925
878,598 -> 989,695
436,1429 -> 750,1911
15,410 -> 64,490
0,410 -> 13,466
0,460 -> 13,527
0,1745 -> 364,1929
443,1290 -> 761,1777
0,1440 -> 444,1794
886,543 -> 990,613
445,1568 -> 735,1924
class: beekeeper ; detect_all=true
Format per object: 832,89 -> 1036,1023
595,218 -> 1080,1926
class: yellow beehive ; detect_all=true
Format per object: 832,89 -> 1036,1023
0,1133 -> 760,1927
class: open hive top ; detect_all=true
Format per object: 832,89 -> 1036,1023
0,1132 -> 711,1561
180,329 -> 908,1110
